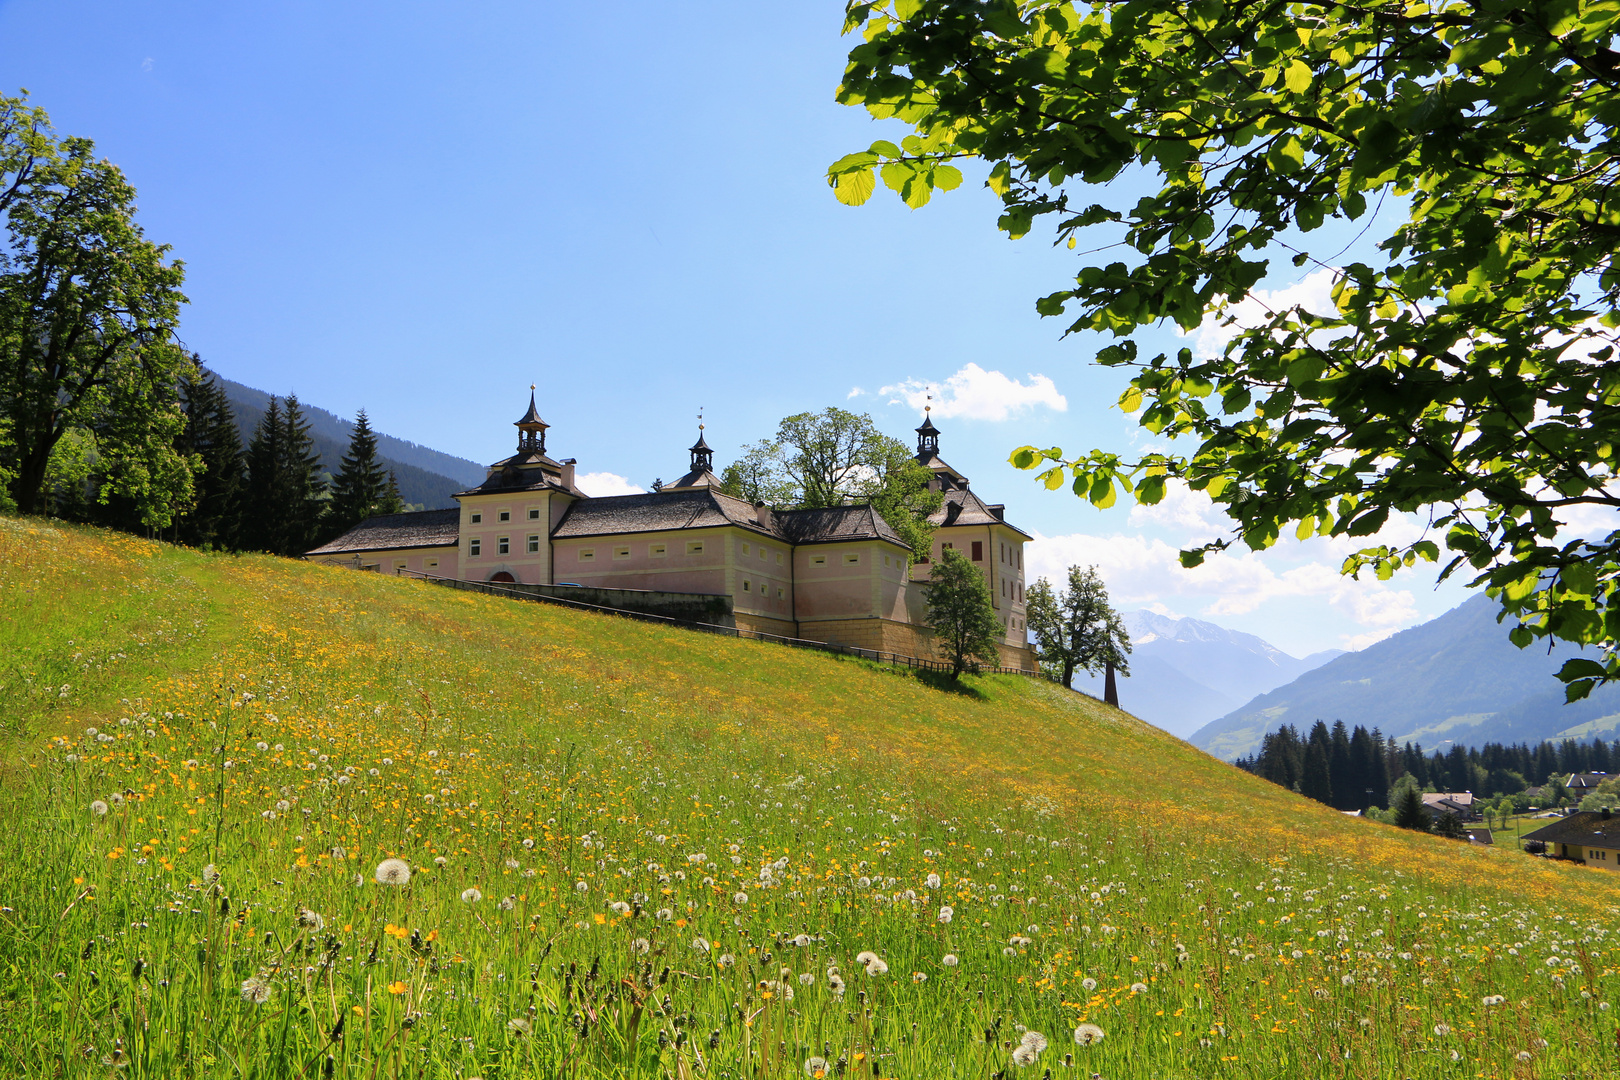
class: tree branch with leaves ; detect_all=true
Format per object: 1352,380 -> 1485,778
829,0 -> 1620,699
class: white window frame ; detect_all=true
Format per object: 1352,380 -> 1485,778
498,536 -> 510,556
469,538 -> 482,557
527,535 -> 540,554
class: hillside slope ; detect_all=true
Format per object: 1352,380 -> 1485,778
1,516 -> 1614,1078
1189,594 -> 1620,759
1073,611 -> 1342,737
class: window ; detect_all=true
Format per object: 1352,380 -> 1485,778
810,554 -> 827,566
844,552 -> 860,565
972,541 -> 984,561
776,586 -> 785,599
743,580 -> 752,592
528,507 -> 541,521
497,536 -> 510,555
1017,548 -> 1022,569
425,559 -> 438,571
775,552 -> 783,565
942,541 -> 953,551
686,541 -> 705,555
469,538 -> 482,557
758,547 -> 766,560
470,512 -> 482,524
614,546 -> 631,560
394,560 -> 407,572
742,543 -> 751,557
527,535 -> 540,554
579,548 -> 595,562
499,510 -> 511,522
650,543 -> 667,558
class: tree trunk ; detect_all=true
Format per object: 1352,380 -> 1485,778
1103,660 -> 1119,708
1062,660 -> 1075,689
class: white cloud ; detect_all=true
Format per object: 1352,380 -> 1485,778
1341,627 -> 1400,652
577,471 -> 645,497
1186,268 -> 1340,359
847,386 -> 866,399
881,363 -> 1067,421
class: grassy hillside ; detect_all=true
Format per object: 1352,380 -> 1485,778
1,516 -> 1616,1079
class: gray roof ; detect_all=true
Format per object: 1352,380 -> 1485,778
552,488 -> 910,547
775,505 -> 907,547
1521,810 -> 1620,848
553,488 -> 777,540
931,487 -> 1031,538
306,509 -> 460,556
454,453 -> 585,498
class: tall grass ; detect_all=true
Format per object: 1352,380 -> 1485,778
0,515 -> 1615,1078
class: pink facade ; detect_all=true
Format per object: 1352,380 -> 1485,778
307,393 -> 1035,664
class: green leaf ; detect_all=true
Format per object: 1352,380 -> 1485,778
1010,448 -> 1040,470
1284,59 -> 1312,94
932,165 -> 964,191
1118,387 -> 1143,412
830,166 -> 876,206
1089,475 -> 1117,509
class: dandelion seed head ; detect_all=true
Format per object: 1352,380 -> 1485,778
1073,1023 -> 1105,1045
375,858 -> 411,886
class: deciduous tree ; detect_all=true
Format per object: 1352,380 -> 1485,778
722,407 -> 942,562
829,0 -> 1620,698
1024,564 -> 1131,700
925,546 -> 1003,678
0,93 -> 194,527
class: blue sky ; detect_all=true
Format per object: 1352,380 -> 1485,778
0,0 -> 1471,653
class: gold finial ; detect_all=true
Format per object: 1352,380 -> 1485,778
925,392 -> 932,415
698,406 -> 705,432
530,383 -> 536,390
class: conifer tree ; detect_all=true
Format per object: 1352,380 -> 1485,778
242,397 -> 284,553
175,363 -> 242,550
326,409 -> 394,541
1391,776 -> 1430,831
242,395 -> 327,556
278,395 -> 327,554
924,546 -> 1002,680
1300,722 -> 1334,806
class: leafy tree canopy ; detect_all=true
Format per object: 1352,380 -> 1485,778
721,407 -> 943,561
829,0 -> 1620,698
0,92 -> 195,528
1025,564 -> 1131,688
924,545 -> 1005,677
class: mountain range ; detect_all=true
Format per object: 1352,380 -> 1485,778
1187,594 -> 1620,759
214,373 -> 484,509
1072,610 -> 1342,738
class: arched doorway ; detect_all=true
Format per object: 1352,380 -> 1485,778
490,571 -> 516,584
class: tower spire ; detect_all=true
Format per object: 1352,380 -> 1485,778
689,407 -> 713,471
915,394 -> 939,460
515,384 -> 549,454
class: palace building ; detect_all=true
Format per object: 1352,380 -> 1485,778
307,391 -> 1034,669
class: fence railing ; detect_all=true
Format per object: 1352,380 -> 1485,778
397,569 -> 1074,686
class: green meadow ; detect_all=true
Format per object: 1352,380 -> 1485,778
1,514 -> 1616,1078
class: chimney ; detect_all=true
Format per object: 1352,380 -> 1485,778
987,504 -> 1006,521
560,458 -> 577,492
754,502 -> 773,530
